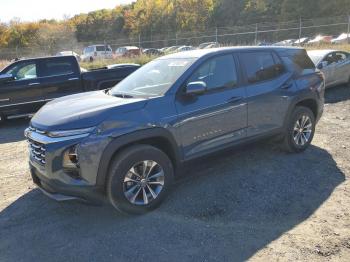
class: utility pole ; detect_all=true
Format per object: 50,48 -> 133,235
138,34 -> 141,49
347,14 -> 350,44
298,17 -> 302,45
215,27 -> 218,43
254,23 -> 258,45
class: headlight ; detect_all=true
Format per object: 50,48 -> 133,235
47,127 -> 95,138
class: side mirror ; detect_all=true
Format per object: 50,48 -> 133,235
0,74 -> 14,84
185,81 -> 206,95
318,61 -> 328,70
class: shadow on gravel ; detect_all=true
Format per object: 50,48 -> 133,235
0,142 -> 344,262
325,84 -> 350,104
0,118 -> 29,144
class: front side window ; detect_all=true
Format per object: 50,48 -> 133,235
41,59 -> 74,77
241,52 -> 282,83
110,58 -> 194,97
187,54 -> 238,90
5,62 -> 37,80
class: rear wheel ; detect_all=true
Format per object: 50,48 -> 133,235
281,106 -> 315,153
107,145 -> 174,214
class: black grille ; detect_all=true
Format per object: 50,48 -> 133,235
28,138 -> 46,165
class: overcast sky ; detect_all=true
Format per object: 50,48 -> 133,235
0,0 -> 135,22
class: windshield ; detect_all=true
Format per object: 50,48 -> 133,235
307,52 -> 324,65
110,58 -> 194,97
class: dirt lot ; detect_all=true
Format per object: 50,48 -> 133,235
0,85 -> 350,262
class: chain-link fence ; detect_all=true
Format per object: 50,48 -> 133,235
1,14 -> 350,60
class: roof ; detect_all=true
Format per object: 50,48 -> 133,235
307,49 -> 336,56
158,46 -> 304,60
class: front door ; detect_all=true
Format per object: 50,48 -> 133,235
0,60 -> 45,116
175,54 -> 247,159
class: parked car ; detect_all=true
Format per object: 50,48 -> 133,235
307,35 -> 333,45
307,49 -> 350,88
205,43 -> 220,49
25,46 -> 324,214
273,39 -> 296,46
331,33 -> 350,44
198,42 -> 218,49
81,45 -> 113,62
143,48 -> 164,56
176,46 -> 194,52
56,51 -> 81,61
293,37 -> 310,46
115,46 -> 141,58
164,46 -> 182,53
0,56 -> 140,122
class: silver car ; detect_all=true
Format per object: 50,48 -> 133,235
307,50 -> 350,88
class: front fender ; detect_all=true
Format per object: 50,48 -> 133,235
95,128 -> 182,188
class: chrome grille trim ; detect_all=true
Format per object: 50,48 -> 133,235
28,138 -> 46,165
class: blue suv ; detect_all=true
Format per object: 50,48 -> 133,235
25,47 -> 325,214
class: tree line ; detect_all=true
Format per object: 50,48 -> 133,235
0,0 -> 349,52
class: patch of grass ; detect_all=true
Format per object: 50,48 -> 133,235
305,43 -> 350,52
79,54 -> 158,70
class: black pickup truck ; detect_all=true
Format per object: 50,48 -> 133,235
0,56 -> 140,123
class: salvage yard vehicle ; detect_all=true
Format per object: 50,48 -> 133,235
25,47 -> 325,214
307,50 -> 350,88
0,56 -> 140,123
81,45 -> 113,62
114,46 -> 141,58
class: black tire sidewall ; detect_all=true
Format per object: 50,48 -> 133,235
285,106 -> 316,153
107,145 -> 174,214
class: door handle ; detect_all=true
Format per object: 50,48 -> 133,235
280,83 -> 293,89
29,82 -> 40,86
228,96 -> 243,103
0,98 -> 10,102
68,77 -> 79,81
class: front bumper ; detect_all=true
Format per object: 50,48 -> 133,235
25,128 -> 109,204
30,163 -> 105,204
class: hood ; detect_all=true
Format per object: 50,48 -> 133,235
31,91 -> 147,131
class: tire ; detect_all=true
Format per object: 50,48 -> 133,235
281,106 -> 316,153
107,145 -> 174,214
89,57 -> 94,62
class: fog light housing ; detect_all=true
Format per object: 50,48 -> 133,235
63,145 -> 79,169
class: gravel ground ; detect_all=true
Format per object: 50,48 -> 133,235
0,85 -> 349,262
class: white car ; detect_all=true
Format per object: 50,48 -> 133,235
81,45 -> 113,62
331,33 -> 350,44
308,50 -> 350,88
56,51 -> 81,61
176,46 -> 194,52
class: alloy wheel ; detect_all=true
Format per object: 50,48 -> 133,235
293,115 -> 313,146
123,160 -> 165,206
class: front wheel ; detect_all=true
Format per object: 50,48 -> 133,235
107,145 -> 174,214
281,106 -> 316,153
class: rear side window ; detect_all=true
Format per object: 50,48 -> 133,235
96,46 -> 111,52
278,49 -> 315,75
41,59 -> 75,77
241,52 -> 283,83
188,54 -> 238,90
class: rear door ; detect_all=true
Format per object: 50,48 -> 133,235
0,60 -> 46,116
38,57 -> 82,101
239,51 -> 292,137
